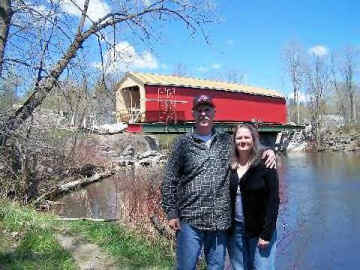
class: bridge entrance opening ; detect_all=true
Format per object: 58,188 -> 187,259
121,86 -> 141,123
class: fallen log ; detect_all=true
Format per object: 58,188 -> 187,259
33,170 -> 115,206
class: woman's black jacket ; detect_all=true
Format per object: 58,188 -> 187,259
229,161 -> 280,241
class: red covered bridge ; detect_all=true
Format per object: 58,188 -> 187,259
116,72 -> 287,126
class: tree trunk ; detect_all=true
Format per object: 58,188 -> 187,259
0,0 -> 12,77
294,87 -> 300,124
33,170 -> 115,205
349,93 -> 355,123
354,98 -> 357,123
0,30 -> 90,145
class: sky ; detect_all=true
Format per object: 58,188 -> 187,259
37,0 -> 360,97
147,0 -> 360,96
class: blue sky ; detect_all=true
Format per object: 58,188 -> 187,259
144,0 -> 359,96
29,0 -> 360,97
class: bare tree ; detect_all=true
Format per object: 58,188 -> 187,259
339,47 -> 359,123
305,54 -> 332,147
0,67 -> 21,109
282,41 -> 306,124
332,81 -> 348,123
92,75 -> 119,125
0,0 -> 217,145
0,0 -> 13,77
331,46 -> 359,125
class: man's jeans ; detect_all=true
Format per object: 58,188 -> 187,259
176,222 -> 227,270
228,221 -> 277,270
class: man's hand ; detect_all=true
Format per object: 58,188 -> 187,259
262,149 -> 276,169
257,238 -> 270,249
169,218 -> 181,231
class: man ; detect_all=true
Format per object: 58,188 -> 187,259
161,95 -> 275,270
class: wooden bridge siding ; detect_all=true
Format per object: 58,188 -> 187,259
143,85 -> 287,124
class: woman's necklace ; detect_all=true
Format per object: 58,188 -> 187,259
236,159 -> 251,179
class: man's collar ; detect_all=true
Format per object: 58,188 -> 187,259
191,127 -> 218,138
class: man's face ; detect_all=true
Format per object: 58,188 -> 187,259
192,104 -> 215,128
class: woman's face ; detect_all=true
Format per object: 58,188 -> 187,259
235,127 -> 254,153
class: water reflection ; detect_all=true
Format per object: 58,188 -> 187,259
56,171 -> 129,219
277,152 -> 360,269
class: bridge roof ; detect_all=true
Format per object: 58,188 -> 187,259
125,72 -> 285,99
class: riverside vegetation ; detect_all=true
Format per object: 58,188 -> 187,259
0,121 -> 178,268
0,200 -> 174,269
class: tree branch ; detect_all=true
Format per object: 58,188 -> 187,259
0,1 -> 214,145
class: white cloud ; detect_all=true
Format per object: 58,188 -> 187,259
211,64 -> 222,69
60,0 -> 111,22
93,41 -> 158,73
308,45 -> 329,57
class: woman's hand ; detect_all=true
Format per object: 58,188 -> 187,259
262,149 -> 276,169
257,238 -> 270,249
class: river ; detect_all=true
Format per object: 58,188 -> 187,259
276,151 -> 360,269
56,152 -> 360,270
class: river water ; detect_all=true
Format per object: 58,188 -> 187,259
276,152 -> 360,270
56,152 -> 360,270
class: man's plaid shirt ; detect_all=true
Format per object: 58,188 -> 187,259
161,129 -> 233,231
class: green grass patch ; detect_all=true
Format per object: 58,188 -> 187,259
0,201 -> 54,231
0,201 -> 175,269
67,221 -> 174,269
0,230 -> 76,270
0,201 -> 77,270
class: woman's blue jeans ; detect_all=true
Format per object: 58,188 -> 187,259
228,221 -> 277,270
176,222 -> 227,270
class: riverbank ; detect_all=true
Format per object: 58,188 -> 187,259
0,200 -> 174,269
286,126 -> 360,153
318,129 -> 360,152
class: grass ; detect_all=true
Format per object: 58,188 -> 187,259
0,201 -> 76,270
0,200 -> 175,269
67,220 -> 174,269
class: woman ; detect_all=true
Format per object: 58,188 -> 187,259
228,124 -> 279,270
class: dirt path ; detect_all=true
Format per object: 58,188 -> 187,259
56,233 -> 119,270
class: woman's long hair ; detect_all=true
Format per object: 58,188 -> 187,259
231,123 -> 263,169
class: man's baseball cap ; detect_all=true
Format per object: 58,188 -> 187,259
192,95 -> 215,110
